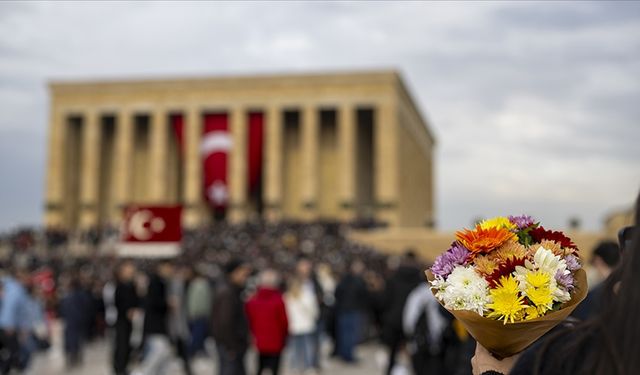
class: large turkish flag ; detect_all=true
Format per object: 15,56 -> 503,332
119,205 -> 182,257
201,113 -> 231,209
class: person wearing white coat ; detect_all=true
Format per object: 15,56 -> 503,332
285,277 -> 319,374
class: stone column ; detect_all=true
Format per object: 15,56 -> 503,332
44,106 -> 67,228
228,107 -> 247,223
300,105 -> 319,220
79,110 -> 101,229
263,106 -> 282,221
374,100 -> 400,226
183,106 -> 204,228
149,108 -> 168,202
112,109 -> 134,223
338,104 -> 357,221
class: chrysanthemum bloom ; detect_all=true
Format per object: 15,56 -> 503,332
434,265 -> 490,315
515,249 -> 571,304
487,275 -> 526,324
456,225 -> 516,258
486,256 -> 525,288
555,269 -> 574,291
564,254 -> 581,272
431,243 -> 470,278
522,271 -> 555,313
508,215 -> 535,230
536,240 -> 563,257
529,227 -> 577,251
491,240 -> 527,263
479,216 -> 517,231
474,255 -> 498,275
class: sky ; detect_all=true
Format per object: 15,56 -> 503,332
0,1 -> 639,231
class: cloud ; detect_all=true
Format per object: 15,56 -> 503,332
0,1 -> 638,231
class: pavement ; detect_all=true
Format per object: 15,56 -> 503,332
28,322 -> 396,375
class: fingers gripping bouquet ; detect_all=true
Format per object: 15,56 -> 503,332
427,215 -> 588,358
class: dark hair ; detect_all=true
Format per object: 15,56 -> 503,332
592,241 -> 621,268
533,192 -> 640,375
225,258 -> 246,275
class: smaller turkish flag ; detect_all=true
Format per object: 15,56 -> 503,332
119,205 -> 182,257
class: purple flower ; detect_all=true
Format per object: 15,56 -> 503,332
508,215 -> 535,230
564,254 -> 581,271
555,270 -> 574,291
431,243 -> 470,278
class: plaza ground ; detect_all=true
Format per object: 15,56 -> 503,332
29,322 -> 394,375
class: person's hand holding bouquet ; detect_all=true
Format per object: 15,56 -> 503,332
427,215 -> 588,358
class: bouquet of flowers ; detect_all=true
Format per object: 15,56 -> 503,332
427,215 -> 588,358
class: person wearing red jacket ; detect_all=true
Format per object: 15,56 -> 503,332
245,269 -> 289,375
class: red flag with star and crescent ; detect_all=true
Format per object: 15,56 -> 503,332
119,205 -> 182,257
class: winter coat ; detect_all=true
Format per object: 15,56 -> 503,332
245,287 -> 289,354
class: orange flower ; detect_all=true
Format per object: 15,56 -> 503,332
456,225 -> 516,257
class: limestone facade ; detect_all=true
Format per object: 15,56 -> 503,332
44,70 -> 435,229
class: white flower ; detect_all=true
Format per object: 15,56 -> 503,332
514,247 -> 572,304
527,246 -> 569,277
434,265 -> 491,315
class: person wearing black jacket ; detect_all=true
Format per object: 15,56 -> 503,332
113,261 -> 139,375
211,259 -> 251,375
334,259 -> 370,363
136,260 -> 174,375
381,252 -> 423,375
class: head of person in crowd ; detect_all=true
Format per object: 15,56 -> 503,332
590,240 -> 620,281
350,259 -> 365,276
258,268 -> 280,290
155,259 -> 174,280
295,256 -> 313,280
116,260 -> 136,283
225,259 -> 251,288
403,249 -> 417,263
175,263 -> 194,282
8,266 -> 31,287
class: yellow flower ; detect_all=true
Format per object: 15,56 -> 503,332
487,275 -> 526,324
524,305 -> 541,320
521,270 -> 554,312
479,216 -> 517,231
524,270 -> 552,288
526,286 -> 554,312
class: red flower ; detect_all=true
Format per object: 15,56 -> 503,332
486,257 -> 526,288
529,226 -> 577,250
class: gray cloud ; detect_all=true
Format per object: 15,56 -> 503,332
0,1 -> 638,231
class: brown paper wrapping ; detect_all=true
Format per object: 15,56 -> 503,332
426,268 -> 588,359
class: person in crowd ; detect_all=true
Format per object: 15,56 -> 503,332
135,260 -> 174,375
402,280 -> 447,374
381,251 -> 423,375
316,263 -> 337,358
334,259 -> 369,363
187,266 -> 212,357
211,259 -> 252,375
0,268 -> 30,374
113,261 -> 140,375
59,276 -> 91,368
246,269 -> 289,375
168,263 -> 193,375
20,285 -> 49,365
285,275 -> 319,374
472,192 -> 640,375
294,256 -> 323,370
572,240 -> 620,320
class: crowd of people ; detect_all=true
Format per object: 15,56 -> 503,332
0,217 -> 633,375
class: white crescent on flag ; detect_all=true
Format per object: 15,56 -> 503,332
200,131 -> 233,155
